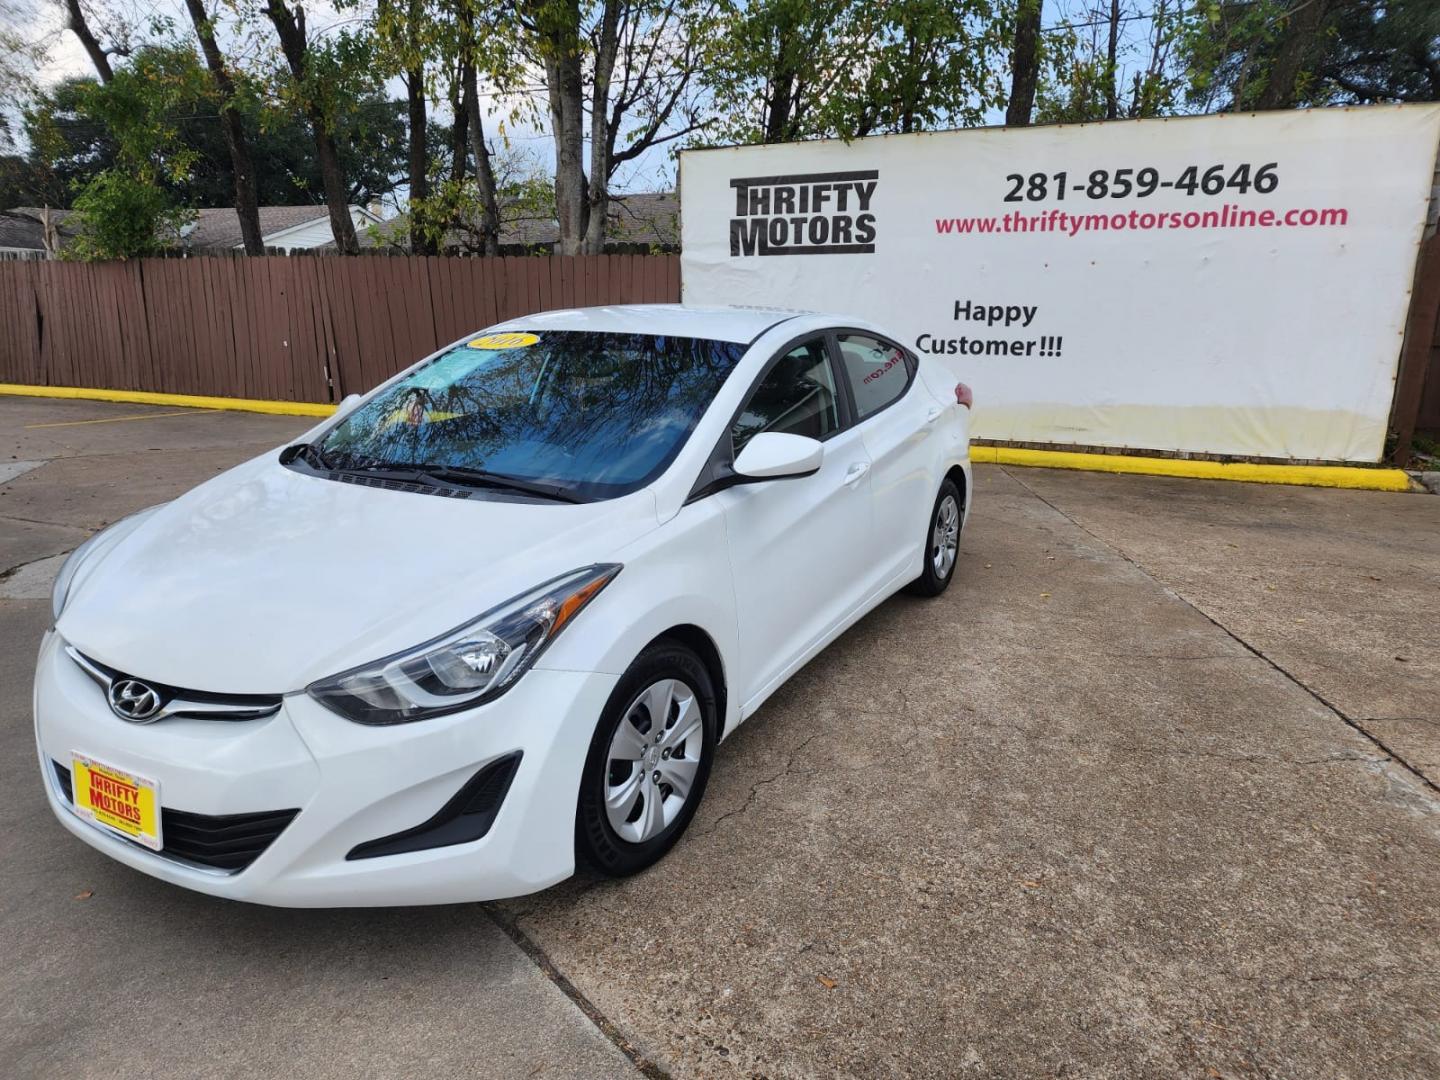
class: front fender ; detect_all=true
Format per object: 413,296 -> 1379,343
532,498 -> 739,734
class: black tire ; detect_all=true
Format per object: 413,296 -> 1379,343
576,641 -> 718,877
905,478 -> 964,597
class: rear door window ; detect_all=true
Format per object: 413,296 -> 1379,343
835,333 -> 913,421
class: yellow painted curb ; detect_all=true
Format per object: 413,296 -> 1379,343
0,383 -> 336,418
973,445 -> 1413,492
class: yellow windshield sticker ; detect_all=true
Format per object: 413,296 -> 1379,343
381,404 -> 461,429
468,332 -> 539,350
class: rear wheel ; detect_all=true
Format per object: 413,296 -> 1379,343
906,479 -> 963,597
576,642 -> 717,877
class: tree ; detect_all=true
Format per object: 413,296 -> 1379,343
364,0 -> 438,252
456,0 -> 505,254
182,0 -> 263,252
402,145 -> 553,254
67,169 -> 191,259
60,0 -> 120,83
1006,0 -> 1044,126
262,0 -> 360,252
1185,0 -> 1440,111
521,0 -> 715,254
1036,0 -> 1183,123
2,0 -> 49,148
702,0 -> 1002,145
58,47 -> 203,258
16,55 -> 406,211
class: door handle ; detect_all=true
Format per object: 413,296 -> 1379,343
925,406 -> 945,424
843,462 -> 870,487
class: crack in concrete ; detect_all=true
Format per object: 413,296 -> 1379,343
1359,715 -> 1440,728
700,731 -> 823,838
0,548 -> 73,584
1000,467 -> 1440,797
0,509 -> 97,530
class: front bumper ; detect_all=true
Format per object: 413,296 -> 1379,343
33,631 -> 619,906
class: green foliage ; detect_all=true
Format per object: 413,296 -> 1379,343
16,46 -> 406,210
1180,0 -> 1440,110
701,0 -> 1004,144
65,169 -> 194,260
401,148 -> 553,253
1035,2 -> 1185,124
55,47 -> 199,259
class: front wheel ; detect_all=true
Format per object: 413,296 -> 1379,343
576,642 -> 717,877
905,479 -> 963,597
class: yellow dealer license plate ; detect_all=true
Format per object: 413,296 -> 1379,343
72,754 -> 162,851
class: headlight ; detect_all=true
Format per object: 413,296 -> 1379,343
51,507 -> 162,621
306,564 -> 622,725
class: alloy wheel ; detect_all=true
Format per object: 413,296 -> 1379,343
932,494 -> 960,579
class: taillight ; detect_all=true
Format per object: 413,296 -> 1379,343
954,382 -> 973,408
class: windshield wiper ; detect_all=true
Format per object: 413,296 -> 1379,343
280,442 -> 335,471
418,465 -> 586,503
339,461 -> 585,503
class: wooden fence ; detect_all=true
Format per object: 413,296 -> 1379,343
0,254 -> 681,405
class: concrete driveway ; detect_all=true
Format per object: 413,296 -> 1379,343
1,396 -> 1437,1079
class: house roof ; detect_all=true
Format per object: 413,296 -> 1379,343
2,204 -> 379,252
0,212 -> 49,250
604,192 -> 680,248
369,191 -> 681,253
1,208 -> 75,251
492,192 -> 680,249
186,205 -> 333,249
2,196 -> 674,253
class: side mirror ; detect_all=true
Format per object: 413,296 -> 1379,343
334,393 -> 363,420
732,432 -> 823,481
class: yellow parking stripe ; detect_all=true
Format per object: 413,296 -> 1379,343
0,384 -> 335,418
25,410 -> 207,429
974,445 -> 1413,492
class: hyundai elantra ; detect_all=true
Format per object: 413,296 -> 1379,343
36,305 -> 972,906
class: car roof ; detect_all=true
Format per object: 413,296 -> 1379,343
486,303 -> 813,345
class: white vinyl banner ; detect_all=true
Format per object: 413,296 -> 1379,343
680,106 -> 1440,462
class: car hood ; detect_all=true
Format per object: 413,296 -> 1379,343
57,457 -> 659,694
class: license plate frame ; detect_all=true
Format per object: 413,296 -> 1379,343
70,754 -> 162,852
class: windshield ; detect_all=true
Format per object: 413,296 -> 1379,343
315,331 -> 745,501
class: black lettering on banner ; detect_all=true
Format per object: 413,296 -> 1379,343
729,171 -> 879,256
915,299 -> 1066,359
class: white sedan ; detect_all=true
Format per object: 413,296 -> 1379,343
36,305 -> 972,906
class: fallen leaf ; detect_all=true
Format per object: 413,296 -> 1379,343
1022,880 -> 1043,889
816,976 -> 837,989
74,890 -> 93,901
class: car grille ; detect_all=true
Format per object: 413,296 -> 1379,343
52,761 -> 299,873
66,647 -> 282,722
